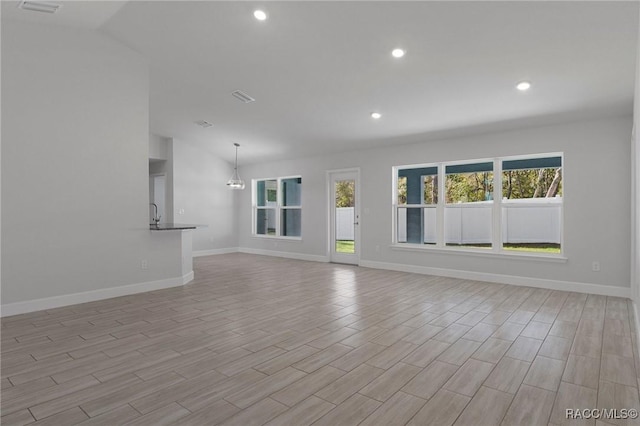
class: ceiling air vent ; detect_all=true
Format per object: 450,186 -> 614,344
18,0 -> 61,13
194,120 -> 213,128
231,90 -> 255,103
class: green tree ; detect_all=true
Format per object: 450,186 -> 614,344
502,168 -> 562,199
336,181 -> 355,207
423,176 -> 438,204
446,172 -> 493,203
397,177 -> 407,204
397,175 -> 437,205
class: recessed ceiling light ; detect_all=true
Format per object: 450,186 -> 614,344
516,81 -> 531,91
253,10 -> 267,21
391,48 -> 406,58
371,112 -> 382,119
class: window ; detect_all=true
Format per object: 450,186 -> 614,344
281,177 -> 302,237
396,167 -> 438,245
501,157 -> 562,253
445,162 -> 494,249
256,179 -> 277,235
393,154 -> 563,255
254,176 -> 302,238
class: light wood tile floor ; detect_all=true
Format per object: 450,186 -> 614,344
2,253 -> 640,425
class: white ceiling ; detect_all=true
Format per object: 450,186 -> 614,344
1,1 -> 127,30
5,1 -> 640,164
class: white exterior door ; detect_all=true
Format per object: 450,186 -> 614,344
329,170 -> 360,265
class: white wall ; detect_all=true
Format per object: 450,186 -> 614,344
149,133 -> 169,160
633,8 -> 640,303
238,116 -> 632,291
172,138 -> 238,254
1,21 -> 184,308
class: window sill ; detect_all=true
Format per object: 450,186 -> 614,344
251,235 -> 303,242
389,244 -> 568,263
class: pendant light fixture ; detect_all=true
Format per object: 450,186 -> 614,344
226,143 -> 245,190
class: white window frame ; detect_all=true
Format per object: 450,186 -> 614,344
252,176 -> 302,240
393,163 -> 439,245
392,153 -> 565,260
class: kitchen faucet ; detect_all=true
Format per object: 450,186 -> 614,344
150,203 -> 161,225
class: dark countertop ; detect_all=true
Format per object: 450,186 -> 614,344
149,223 -> 203,231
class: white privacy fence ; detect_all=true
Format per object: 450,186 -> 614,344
501,200 -> 562,244
336,207 -> 355,240
397,198 -> 562,244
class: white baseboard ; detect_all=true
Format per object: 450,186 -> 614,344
224,250 -> 629,297
182,271 -> 194,284
0,271 -> 194,318
193,247 -> 239,258
360,260 -> 631,298
238,247 -> 329,263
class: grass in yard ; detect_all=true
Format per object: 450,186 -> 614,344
336,240 -> 355,253
336,240 -> 559,254
446,243 -> 492,250
445,242 -> 560,253
503,243 -> 561,253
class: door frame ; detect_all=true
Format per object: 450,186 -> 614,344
327,168 -> 361,265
